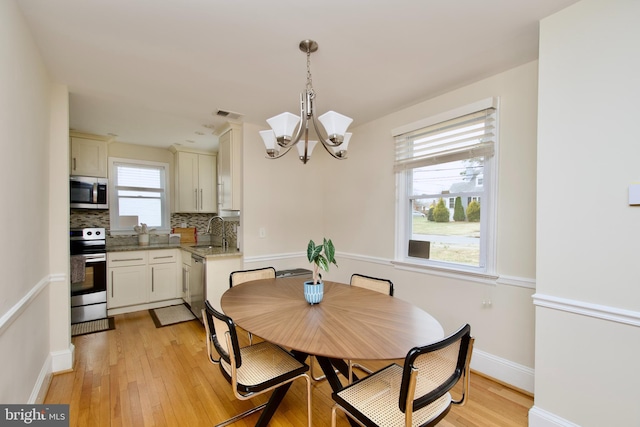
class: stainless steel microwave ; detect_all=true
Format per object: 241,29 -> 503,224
70,176 -> 108,209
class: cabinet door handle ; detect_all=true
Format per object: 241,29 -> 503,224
153,255 -> 173,260
111,271 -> 114,298
112,258 -> 144,262
195,188 -> 198,210
73,158 -> 76,171
200,189 -> 203,211
151,267 -> 154,292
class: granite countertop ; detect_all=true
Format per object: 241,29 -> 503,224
107,242 -> 242,258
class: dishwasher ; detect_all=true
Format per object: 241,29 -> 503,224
189,254 -> 205,321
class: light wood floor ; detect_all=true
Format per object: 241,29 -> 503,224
46,310 -> 533,426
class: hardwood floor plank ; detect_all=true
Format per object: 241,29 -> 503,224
46,310 -> 533,426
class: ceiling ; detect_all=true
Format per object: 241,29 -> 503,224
17,0 -> 579,152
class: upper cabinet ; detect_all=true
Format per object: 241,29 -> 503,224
70,132 -> 109,177
174,150 -> 217,213
217,123 -> 242,211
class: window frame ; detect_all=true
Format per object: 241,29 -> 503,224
108,157 -> 171,236
392,98 -> 499,278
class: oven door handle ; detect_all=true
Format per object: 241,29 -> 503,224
82,254 -> 106,263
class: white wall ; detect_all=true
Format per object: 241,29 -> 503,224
0,0 -> 65,403
243,61 -> 539,392
242,121 -> 326,262
532,0 -> 640,425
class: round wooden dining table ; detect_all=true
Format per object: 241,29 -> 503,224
221,276 -> 444,360
220,276 -> 444,427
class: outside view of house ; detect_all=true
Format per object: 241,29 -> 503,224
410,158 -> 483,266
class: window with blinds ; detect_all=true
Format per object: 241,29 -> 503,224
393,98 -> 498,274
109,158 -> 170,234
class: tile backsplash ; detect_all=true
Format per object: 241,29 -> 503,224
70,209 -> 239,248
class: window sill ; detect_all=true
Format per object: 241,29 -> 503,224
392,260 -> 498,286
109,228 -> 171,237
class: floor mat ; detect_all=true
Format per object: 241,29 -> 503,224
72,317 -> 115,337
149,304 -> 197,328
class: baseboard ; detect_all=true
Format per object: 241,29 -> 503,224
30,355 -> 53,404
29,343 -> 75,404
108,298 -> 184,316
529,406 -> 581,427
471,348 -> 534,394
51,343 -> 75,372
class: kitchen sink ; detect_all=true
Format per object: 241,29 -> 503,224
190,244 -> 218,249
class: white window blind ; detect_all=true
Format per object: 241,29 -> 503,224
394,107 -> 496,172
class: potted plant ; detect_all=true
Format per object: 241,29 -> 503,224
304,238 -> 338,304
134,223 -> 155,246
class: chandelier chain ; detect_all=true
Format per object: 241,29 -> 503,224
306,50 -> 315,97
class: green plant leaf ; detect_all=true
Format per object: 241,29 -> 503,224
307,240 -> 315,263
324,239 -> 336,266
307,239 -> 323,263
317,255 -> 329,272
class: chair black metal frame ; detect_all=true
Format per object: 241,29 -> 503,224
330,324 -> 474,427
229,266 -> 276,288
203,300 -> 312,427
349,273 -> 394,296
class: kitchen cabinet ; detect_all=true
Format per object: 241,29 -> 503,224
217,123 -> 242,211
70,133 -> 109,177
107,251 -> 148,309
149,249 -> 180,302
174,150 -> 217,213
108,249 -> 180,311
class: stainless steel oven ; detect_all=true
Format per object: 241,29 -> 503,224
70,227 -> 107,323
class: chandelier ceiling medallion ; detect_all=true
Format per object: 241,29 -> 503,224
259,39 -> 353,164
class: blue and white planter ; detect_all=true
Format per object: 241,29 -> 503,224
303,280 -> 324,304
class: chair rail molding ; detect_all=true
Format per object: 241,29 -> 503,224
533,293 -> 640,327
245,251 -> 536,290
0,275 -> 50,336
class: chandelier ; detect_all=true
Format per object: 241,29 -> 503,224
259,40 -> 353,164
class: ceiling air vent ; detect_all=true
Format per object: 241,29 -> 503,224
215,109 -> 243,120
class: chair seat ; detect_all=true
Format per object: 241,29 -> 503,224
220,341 -> 308,392
333,364 -> 451,427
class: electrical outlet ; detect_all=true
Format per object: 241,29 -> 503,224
259,227 -> 266,238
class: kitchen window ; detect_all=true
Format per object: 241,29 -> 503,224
108,158 -> 170,235
393,98 -> 498,276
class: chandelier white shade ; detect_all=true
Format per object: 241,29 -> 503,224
260,39 -> 353,164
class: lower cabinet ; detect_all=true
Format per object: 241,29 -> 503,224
109,264 -> 148,308
108,249 -> 180,312
149,249 -> 179,302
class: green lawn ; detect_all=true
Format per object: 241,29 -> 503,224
412,218 -> 481,265
412,218 -> 480,237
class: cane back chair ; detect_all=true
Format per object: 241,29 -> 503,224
331,324 -> 474,427
228,266 -> 276,344
202,300 -> 312,427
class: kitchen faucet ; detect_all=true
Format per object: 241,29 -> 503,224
206,216 -> 227,249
